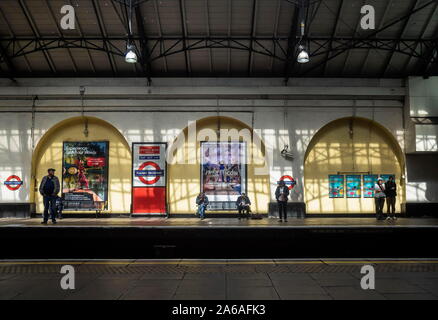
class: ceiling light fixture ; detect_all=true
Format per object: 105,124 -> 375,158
124,0 -> 138,64
297,45 -> 309,63
125,44 -> 137,63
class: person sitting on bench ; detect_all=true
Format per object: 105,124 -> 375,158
236,193 -> 251,220
196,192 -> 209,220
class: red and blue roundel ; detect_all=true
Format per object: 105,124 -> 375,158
4,175 -> 23,191
279,175 -> 296,190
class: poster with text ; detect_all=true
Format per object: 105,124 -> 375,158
346,175 -> 361,198
329,175 -> 344,198
201,142 -> 246,203
62,141 -> 109,210
380,174 -> 395,183
363,175 -> 378,198
132,143 -> 167,214
133,143 -> 166,187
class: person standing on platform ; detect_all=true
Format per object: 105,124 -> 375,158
39,168 -> 60,224
275,180 -> 290,222
196,192 -> 209,220
374,178 -> 386,220
385,176 -> 397,221
236,193 -> 251,220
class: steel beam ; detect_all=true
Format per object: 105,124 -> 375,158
135,5 -> 153,83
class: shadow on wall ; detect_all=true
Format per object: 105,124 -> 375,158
31,116 -> 132,214
406,153 -> 438,202
0,117 -> 32,203
167,116 -> 271,214
304,117 -> 405,214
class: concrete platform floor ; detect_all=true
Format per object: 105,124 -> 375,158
0,259 -> 437,300
1,217 -> 438,228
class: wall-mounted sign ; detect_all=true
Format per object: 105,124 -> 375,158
132,143 -> 167,214
62,141 -> 109,210
279,175 -> 296,190
4,175 -> 23,191
346,175 -> 361,198
380,174 -> 395,183
200,141 -> 246,204
329,175 -> 344,198
133,144 -> 166,187
363,175 -> 378,198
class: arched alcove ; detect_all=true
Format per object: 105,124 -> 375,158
167,116 -> 270,214
31,116 -> 131,214
304,117 -> 405,214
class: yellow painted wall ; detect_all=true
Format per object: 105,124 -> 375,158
32,116 -> 131,213
304,117 -> 405,214
168,116 -> 270,214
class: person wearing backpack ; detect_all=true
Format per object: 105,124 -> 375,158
374,178 -> 386,220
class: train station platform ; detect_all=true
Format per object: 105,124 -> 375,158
1,217 -> 437,260
0,259 -> 437,300
1,216 -> 438,228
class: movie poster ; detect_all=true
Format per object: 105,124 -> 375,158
200,142 -> 246,203
346,175 -> 361,198
329,175 -> 344,198
62,141 -> 109,210
363,175 -> 378,198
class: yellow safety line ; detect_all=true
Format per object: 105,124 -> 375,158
0,260 -> 437,266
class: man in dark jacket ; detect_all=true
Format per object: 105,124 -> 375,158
236,193 -> 251,220
385,176 -> 397,220
275,180 -> 290,222
39,168 -> 60,224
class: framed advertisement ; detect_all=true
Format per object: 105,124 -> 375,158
131,142 -> 167,215
62,141 -> 109,210
363,174 -> 378,198
380,174 -> 395,183
329,175 -> 344,198
200,142 -> 247,207
346,175 -> 361,198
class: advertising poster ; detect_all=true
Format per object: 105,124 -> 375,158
363,175 -> 378,198
132,143 -> 166,214
329,175 -> 344,198
62,141 -> 109,210
201,142 -> 246,203
346,175 -> 361,198
380,174 -> 395,183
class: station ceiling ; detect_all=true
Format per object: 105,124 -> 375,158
0,0 -> 437,81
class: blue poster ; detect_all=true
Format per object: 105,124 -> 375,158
346,175 -> 361,198
329,175 -> 344,198
363,175 -> 378,198
380,174 -> 395,183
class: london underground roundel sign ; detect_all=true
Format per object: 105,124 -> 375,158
279,175 -> 296,190
136,161 -> 163,185
4,175 -> 23,191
